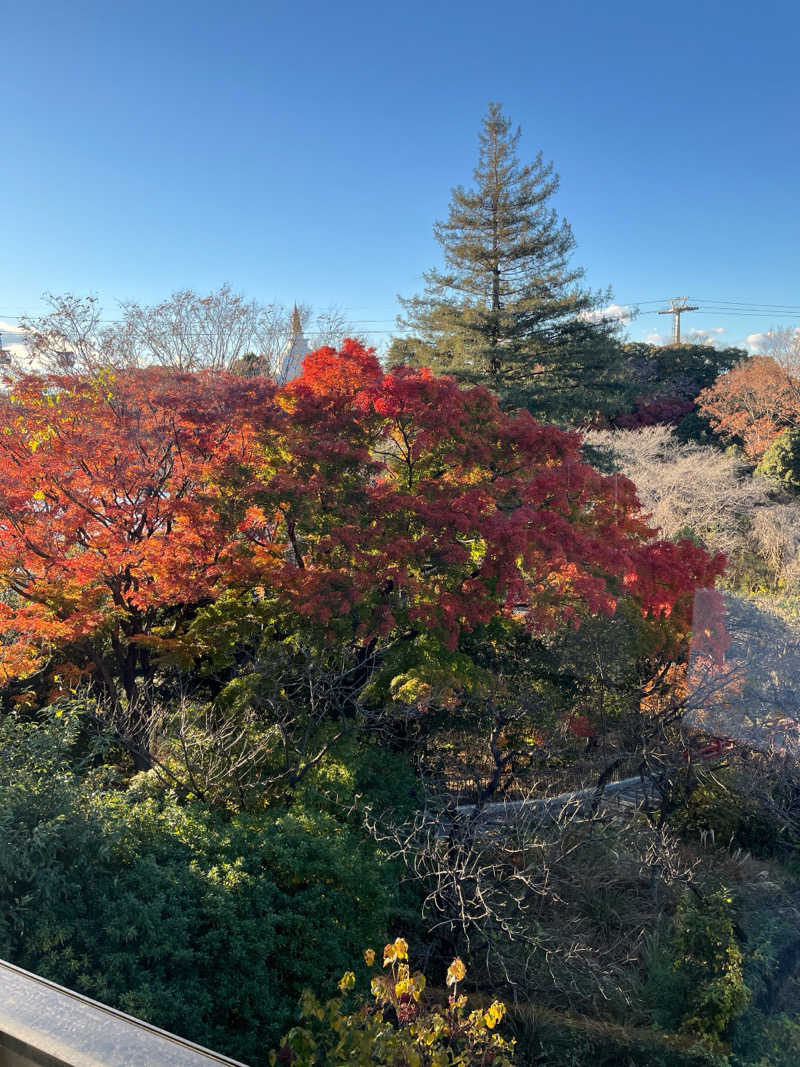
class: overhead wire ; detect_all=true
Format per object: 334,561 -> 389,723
1,296 -> 799,337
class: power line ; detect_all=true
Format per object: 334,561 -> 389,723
2,296 -> 799,333
691,299 -> 800,311
638,309 -> 800,319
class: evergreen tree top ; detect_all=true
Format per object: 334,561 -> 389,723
397,103 -> 621,424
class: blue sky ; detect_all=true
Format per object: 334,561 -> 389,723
2,0 -> 799,357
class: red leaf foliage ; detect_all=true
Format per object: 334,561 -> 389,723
613,394 -> 695,430
567,714 -> 595,738
0,343 -> 724,689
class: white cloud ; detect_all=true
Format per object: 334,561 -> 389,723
580,303 -> 635,325
686,326 -> 728,347
643,330 -> 669,345
745,332 -> 768,353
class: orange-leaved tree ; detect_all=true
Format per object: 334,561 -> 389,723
0,342 -> 723,759
0,368 -> 279,741
697,355 -> 800,460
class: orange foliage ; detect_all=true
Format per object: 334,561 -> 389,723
0,343 -> 724,697
697,356 -> 800,459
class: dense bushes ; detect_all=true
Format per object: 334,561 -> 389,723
0,710 -> 397,1062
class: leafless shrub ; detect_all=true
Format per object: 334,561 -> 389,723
750,504 -> 800,588
737,749 -> 800,842
14,288 -> 355,377
149,695 -> 301,809
367,790 -> 692,1010
585,426 -> 767,558
80,640 -> 417,809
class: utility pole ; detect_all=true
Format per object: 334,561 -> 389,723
658,297 -> 699,344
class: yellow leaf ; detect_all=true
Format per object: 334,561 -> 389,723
446,957 -> 466,986
484,1001 -> 505,1029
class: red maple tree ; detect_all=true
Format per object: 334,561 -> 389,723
0,342 -> 723,736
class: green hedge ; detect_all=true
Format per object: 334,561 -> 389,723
0,712 -> 396,1063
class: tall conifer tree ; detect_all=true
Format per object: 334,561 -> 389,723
398,103 -> 623,423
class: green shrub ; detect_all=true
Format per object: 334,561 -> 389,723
677,769 -> 800,861
675,410 -> 719,447
756,428 -> 800,494
731,1010 -> 800,1066
646,889 -> 750,1042
295,735 -> 421,823
728,887 -> 800,1066
0,710 -> 396,1062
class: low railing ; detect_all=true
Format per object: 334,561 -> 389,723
0,958 -> 248,1067
451,773 -> 661,827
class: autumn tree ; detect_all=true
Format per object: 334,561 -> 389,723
0,342 -> 722,767
697,355 -> 800,459
0,367 -> 278,759
397,103 -> 625,423
613,342 -> 744,432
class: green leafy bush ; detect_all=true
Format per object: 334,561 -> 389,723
677,768 -> 800,862
647,889 -> 750,1042
0,710 -> 396,1062
756,428 -> 800,494
731,1010 -> 800,1066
